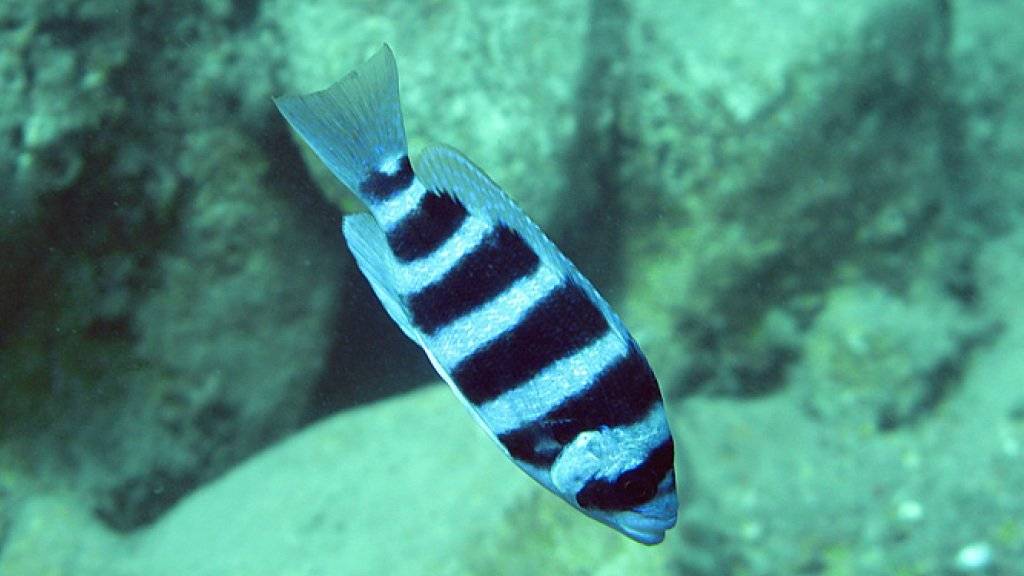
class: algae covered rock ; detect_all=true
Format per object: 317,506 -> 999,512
92,126 -> 343,529
666,227 -> 1024,576
616,0 -> 953,397
794,282 -> 993,430
0,0 -> 132,349
0,494 -> 120,576
0,1 -> 130,230
0,0 -> 344,532
116,385 -> 561,575
951,0 -> 1024,222
267,0 -> 589,226
111,384 -> 676,576
0,385 -> 680,575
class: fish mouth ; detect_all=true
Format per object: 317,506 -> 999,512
615,509 -> 678,545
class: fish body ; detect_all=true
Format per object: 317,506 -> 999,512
275,45 -> 678,544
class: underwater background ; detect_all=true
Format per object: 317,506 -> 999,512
1,0 -> 1022,574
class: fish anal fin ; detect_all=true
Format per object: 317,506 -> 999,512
341,214 -> 419,342
344,213 -> 510,455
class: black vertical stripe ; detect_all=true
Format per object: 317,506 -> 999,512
386,190 -> 468,262
408,225 -> 539,334
575,437 -> 675,511
359,155 -> 414,201
499,346 -> 662,467
500,430 -> 560,467
454,281 -> 610,405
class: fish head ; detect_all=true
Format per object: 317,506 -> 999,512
549,429 -> 679,545
583,471 -> 678,545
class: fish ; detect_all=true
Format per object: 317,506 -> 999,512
274,44 -> 679,545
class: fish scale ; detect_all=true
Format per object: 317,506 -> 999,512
274,44 -> 679,545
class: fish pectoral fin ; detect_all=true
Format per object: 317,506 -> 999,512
550,430 -> 604,498
342,213 -> 421,343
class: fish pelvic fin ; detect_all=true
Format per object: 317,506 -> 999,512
274,44 -> 408,202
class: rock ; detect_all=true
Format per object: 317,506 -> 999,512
0,1 -> 130,232
3,1 -> 1023,569
670,328 -> 1024,576
9,290 -> 1019,576
954,541 -> 994,574
92,126 -> 343,530
615,0 -> 953,397
658,228 -> 1024,576
0,494 -> 120,576
0,483 -> 11,558
793,282 -> 993,430
950,0 -> 1024,223
266,0 -> 590,227
112,385 -> 674,576
0,1 -> 132,363
0,385 -> 677,575
0,0 -> 345,531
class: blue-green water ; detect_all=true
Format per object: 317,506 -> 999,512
1,1 -> 1022,574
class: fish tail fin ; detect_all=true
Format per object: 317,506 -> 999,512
274,44 -> 408,202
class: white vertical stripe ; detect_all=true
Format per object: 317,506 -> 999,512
428,265 -> 562,368
373,177 -> 427,230
591,404 -> 670,481
478,330 -> 628,436
393,216 -> 492,294
378,153 -> 405,175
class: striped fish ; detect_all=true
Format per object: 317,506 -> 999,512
275,45 -> 678,545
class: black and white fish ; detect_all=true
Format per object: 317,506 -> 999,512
275,45 -> 678,545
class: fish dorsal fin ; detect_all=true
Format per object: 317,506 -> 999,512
342,214 -> 420,343
417,144 -> 573,274
415,144 -> 633,340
